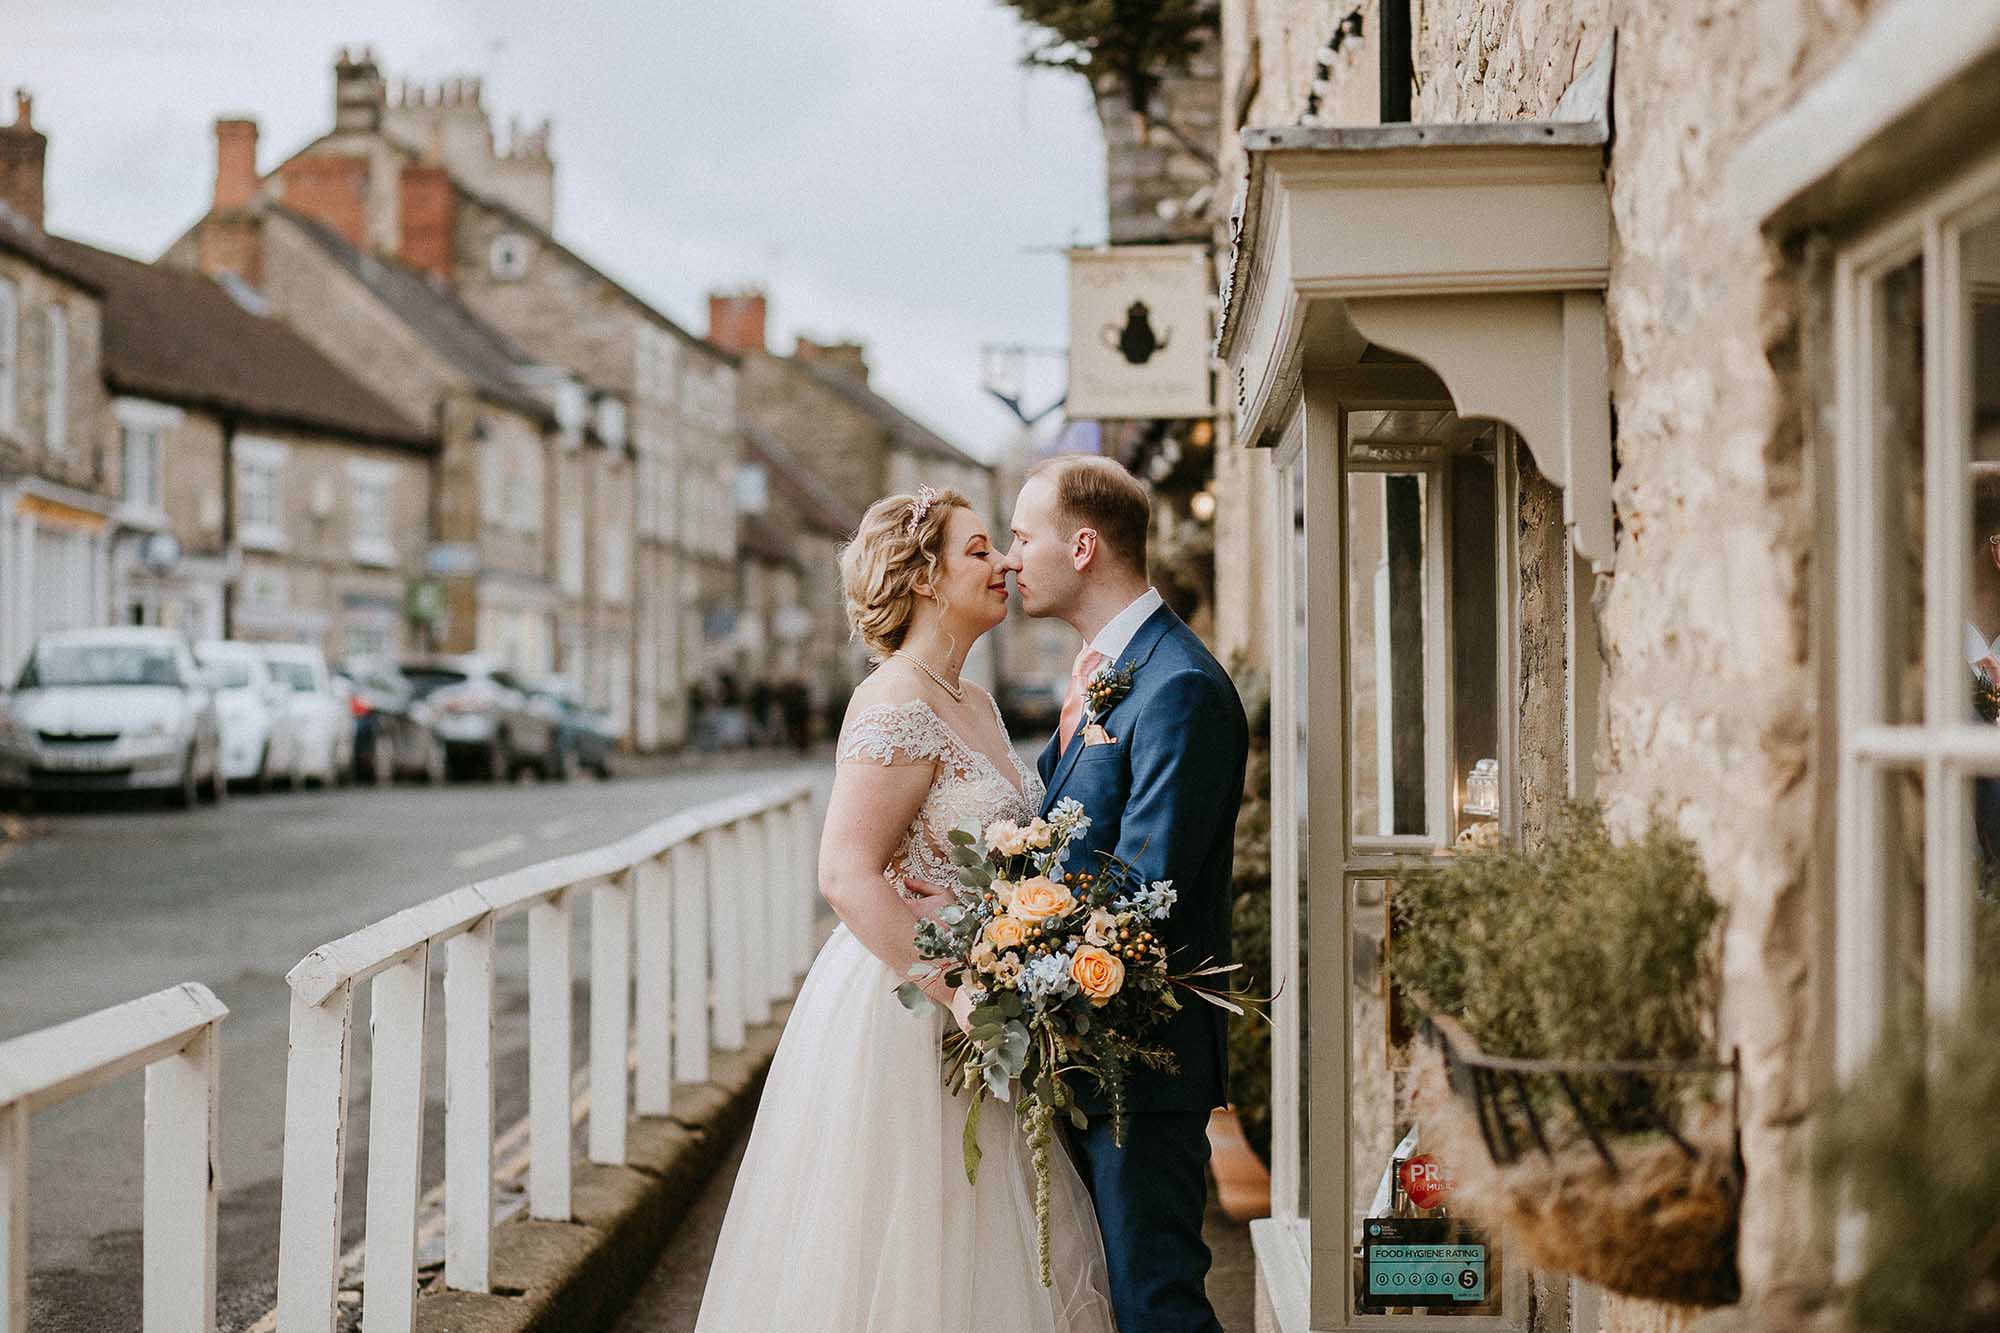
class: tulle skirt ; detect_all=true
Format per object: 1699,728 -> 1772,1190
695,923 -> 1116,1333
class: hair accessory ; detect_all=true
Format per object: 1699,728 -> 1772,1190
903,484 -> 939,537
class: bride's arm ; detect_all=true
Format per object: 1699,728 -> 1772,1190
818,756 -> 968,1021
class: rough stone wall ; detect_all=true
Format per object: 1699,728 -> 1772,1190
737,351 -> 889,521
1213,0 -> 1899,1315
0,258 -> 108,499
1096,34 -> 1223,245
158,409 -> 226,558
1411,0 -> 1884,1308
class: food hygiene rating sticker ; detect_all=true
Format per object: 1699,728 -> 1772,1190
1362,1219 -> 1487,1306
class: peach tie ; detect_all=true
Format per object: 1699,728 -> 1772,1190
1058,648 -> 1106,753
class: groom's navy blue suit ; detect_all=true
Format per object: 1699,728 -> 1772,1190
1038,603 -> 1248,1333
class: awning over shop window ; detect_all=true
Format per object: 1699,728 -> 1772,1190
1218,119 -> 1614,570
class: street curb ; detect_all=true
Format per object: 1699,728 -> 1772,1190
411,1002 -> 791,1333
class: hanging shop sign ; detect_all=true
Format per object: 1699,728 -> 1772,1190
1066,245 -> 1214,420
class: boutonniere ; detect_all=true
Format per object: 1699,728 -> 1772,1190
1083,660 -> 1137,719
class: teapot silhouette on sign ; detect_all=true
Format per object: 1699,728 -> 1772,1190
1103,300 -> 1172,366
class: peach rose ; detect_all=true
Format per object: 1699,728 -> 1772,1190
1070,945 -> 1125,1005
1006,876 -> 1076,923
985,914 -> 1029,950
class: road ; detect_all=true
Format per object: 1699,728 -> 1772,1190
0,752 -> 823,1332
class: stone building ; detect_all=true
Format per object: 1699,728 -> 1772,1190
41,233 -> 432,662
0,94 -> 114,678
1212,1 -> 2000,1331
707,291 -> 998,687
179,49 -> 742,749
163,113 -> 591,681
741,422 -> 864,727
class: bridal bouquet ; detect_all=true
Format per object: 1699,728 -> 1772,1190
896,797 -> 1247,1285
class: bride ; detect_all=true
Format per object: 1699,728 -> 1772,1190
694,487 -> 1115,1332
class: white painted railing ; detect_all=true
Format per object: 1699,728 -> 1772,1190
274,780 -> 818,1333
0,982 -> 228,1333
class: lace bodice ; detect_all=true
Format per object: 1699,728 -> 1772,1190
837,695 -> 1044,895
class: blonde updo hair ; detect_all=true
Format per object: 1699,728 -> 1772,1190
840,487 -> 973,660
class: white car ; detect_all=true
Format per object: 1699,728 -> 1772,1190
195,640 -> 300,791
258,643 -> 353,788
0,627 -> 225,809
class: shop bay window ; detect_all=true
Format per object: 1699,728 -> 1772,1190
1221,119 -> 1612,1330
1834,154 -> 2000,1074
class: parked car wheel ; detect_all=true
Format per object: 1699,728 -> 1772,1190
202,749 -> 227,806
421,736 -> 448,785
364,736 -> 394,786
542,741 -> 574,783
484,734 -> 512,783
172,749 -> 199,811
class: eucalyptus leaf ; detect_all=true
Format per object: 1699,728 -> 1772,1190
948,828 -> 978,847
962,1095 -> 984,1184
1069,1104 -> 1089,1132
895,982 -> 929,1012
960,867 -> 994,888
951,844 -> 986,869
983,1061 -> 1014,1101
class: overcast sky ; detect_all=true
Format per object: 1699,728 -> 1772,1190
1,0 -> 1103,460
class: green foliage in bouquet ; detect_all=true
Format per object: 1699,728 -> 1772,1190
898,800 -> 1251,1285
1816,909 -> 2000,1331
1391,803 -> 1722,1130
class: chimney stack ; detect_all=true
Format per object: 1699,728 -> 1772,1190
707,291 -> 767,356
794,335 -> 869,383
213,118 -> 259,210
0,89 -> 48,231
398,163 -> 454,282
333,45 -> 385,132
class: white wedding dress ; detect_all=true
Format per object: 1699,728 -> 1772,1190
694,698 -> 1116,1333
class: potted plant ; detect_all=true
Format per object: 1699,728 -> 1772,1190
1393,803 -> 1740,1307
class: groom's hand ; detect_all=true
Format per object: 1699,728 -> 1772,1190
901,877 -> 954,920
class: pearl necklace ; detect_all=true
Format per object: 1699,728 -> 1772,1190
892,650 -> 964,702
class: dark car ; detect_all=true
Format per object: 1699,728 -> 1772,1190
338,658 -> 447,784
526,676 -> 617,780
399,655 -> 562,781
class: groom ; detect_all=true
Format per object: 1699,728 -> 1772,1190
1000,455 -> 1248,1333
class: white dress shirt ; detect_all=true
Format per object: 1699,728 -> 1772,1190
1088,587 -> 1165,665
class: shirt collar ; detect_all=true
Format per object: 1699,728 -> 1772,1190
1088,587 -> 1164,664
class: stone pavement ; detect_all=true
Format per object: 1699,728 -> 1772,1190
613,1132 -> 1257,1331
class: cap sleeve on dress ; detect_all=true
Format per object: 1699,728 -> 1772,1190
837,699 -> 954,768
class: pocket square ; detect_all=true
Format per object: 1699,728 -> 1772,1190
1082,723 -> 1118,747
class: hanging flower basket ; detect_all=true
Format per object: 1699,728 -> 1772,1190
1412,1010 -> 1743,1309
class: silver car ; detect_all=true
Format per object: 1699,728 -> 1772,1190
0,628 -> 226,809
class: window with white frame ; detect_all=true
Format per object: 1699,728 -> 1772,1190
1834,151 -> 2000,1078
0,277 -> 17,431
42,304 -> 68,453
346,460 -> 397,566
236,437 -> 288,551
115,399 -> 179,519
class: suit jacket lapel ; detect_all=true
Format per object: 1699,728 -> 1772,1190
1039,605 -> 1180,815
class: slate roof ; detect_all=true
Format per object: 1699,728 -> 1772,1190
0,207 -> 102,293
40,235 -> 431,448
448,181 -> 739,368
789,357 -> 985,470
741,423 -> 861,539
274,206 -> 556,426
